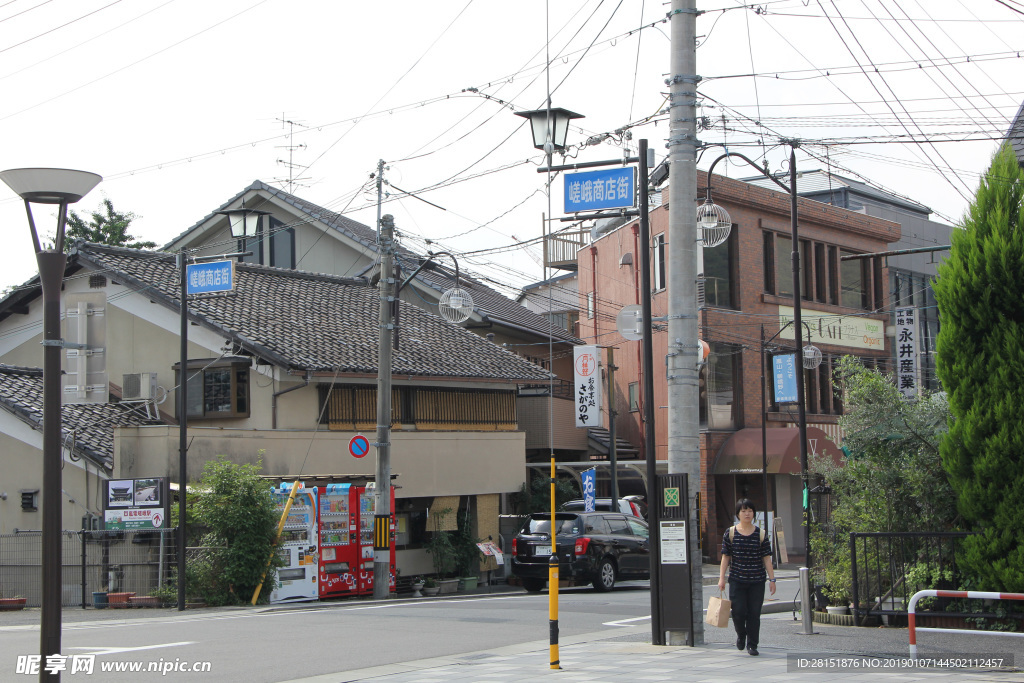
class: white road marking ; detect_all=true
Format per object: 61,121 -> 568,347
66,641 -> 196,656
602,615 -> 651,627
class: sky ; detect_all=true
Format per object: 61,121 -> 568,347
0,0 -> 1020,297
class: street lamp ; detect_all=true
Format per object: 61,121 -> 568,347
1,167 -> 101,681
514,107 -> 585,153
702,145 -> 816,570
175,207 -> 265,611
216,206 -> 269,239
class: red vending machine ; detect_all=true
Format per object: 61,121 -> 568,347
269,482 -> 319,604
317,484 -> 359,599
355,483 -> 396,596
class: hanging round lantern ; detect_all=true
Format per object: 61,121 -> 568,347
802,344 -> 823,369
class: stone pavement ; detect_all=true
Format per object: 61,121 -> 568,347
282,624 -> 1022,683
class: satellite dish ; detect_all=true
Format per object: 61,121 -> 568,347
439,287 -> 474,324
616,304 -> 644,341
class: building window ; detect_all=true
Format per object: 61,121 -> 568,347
628,382 -> 639,412
700,341 -> 739,429
586,292 -> 595,319
764,232 -> 877,311
840,250 -> 868,309
176,358 -> 251,419
704,226 -> 736,309
269,217 -> 295,269
237,216 -> 295,269
652,234 -> 666,291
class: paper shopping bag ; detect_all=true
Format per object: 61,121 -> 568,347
705,592 -> 731,628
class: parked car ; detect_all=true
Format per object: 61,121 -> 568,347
562,496 -> 646,519
511,511 -> 650,592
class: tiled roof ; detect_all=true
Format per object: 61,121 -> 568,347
167,181 -> 579,343
0,364 -> 158,470
74,244 -> 551,382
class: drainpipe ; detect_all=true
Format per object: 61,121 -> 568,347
272,372 -> 311,429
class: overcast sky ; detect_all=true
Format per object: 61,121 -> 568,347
0,0 -> 1019,295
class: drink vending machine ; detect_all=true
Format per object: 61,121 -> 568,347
317,483 -> 396,598
269,483 -> 319,604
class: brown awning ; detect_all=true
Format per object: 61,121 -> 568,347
712,426 -> 843,475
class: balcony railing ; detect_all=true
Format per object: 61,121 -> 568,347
544,229 -> 589,271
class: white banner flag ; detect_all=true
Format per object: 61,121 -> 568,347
573,345 -> 601,428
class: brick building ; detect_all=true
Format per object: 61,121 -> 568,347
575,171 -> 899,561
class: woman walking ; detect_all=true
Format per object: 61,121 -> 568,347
717,498 -> 776,656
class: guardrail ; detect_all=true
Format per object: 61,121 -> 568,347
908,589 -> 1024,658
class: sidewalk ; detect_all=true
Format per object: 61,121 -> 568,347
280,624 -> 1021,683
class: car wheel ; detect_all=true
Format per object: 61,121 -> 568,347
521,577 -> 545,593
593,558 -> 616,592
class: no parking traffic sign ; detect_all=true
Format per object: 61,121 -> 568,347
348,434 -> 370,459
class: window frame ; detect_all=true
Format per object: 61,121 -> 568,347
652,233 -> 666,291
175,357 -> 251,420
628,382 -> 639,412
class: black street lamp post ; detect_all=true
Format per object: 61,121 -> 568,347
1,168 -> 102,682
701,146 -> 818,569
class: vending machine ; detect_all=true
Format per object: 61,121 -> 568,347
355,483 -> 397,595
269,483 -> 319,604
317,484 -> 359,599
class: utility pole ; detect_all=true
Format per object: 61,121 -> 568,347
373,213 -> 396,600
607,346 -> 618,501
667,0 -> 704,645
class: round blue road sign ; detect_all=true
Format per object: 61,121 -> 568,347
349,434 -> 370,459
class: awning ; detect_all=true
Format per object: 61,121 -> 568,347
712,426 -> 843,475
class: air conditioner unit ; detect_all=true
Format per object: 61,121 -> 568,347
122,372 -> 157,401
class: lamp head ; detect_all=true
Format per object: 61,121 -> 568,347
514,107 -> 585,152
0,168 -> 102,204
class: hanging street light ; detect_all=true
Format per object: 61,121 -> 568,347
216,206 -> 270,238
515,107 -> 585,153
1,167 -> 102,682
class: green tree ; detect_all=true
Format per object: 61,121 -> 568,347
933,142 -> 1024,593
809,356 -> 957,603
189,456 -> 281,605
65,197 -> 156,251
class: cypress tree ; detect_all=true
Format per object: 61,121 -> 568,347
933,143 -> 1024,592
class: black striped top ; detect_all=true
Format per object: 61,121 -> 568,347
721,526 -> 771,583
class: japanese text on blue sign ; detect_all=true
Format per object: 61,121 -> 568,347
582,468 -> 596,512
564,167 -> 635,213
773,353 -> 798,404
186,260 -> 234,295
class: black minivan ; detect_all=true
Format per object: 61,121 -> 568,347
511,511 -> 650,592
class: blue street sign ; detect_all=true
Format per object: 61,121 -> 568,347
564,166 -> 635,213
582,467 -> 596,512
186,260 -> 234,295
349,435 -> 370,459
773,353 -> 798,404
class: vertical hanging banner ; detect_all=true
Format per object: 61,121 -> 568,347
895,306 -> 918,398
574,345 -> 601,428
773,353 -> 798,404
582,468 -> 596,512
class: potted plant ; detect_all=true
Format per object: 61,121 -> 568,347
421,577 -> 440,597
411,577 -> 425,598
426,506 -> 460,593
453,513 -> 483,591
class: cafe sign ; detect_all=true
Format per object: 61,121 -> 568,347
778,306 -> 884,351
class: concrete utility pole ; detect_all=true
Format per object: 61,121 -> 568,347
667,0 -> 704,645
607,346 -> 618,501
373,213 -> 396,600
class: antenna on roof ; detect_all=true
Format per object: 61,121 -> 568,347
272,114 -> 311,193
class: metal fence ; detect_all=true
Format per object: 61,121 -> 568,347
847,530 -> 1024,628
0,528 -> 177,608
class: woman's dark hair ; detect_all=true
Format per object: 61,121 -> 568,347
735,498 -> 757,516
